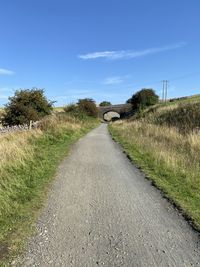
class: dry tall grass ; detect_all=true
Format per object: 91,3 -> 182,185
0,114 -> 81,176
132,101 -> 200,133
0,130 -> 41,172
38,113 -> 82,132
0,130 -> 42,219
114,120 -> 200,184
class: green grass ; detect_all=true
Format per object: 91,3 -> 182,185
0,114 -> 98,266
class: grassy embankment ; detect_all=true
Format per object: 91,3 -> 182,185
110,97 -> 200,230
0,112 -> 98,265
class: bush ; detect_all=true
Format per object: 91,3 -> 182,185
99,101 -> 111,106
130,88 -> 159,110
63,103 -> 87,120
2,88 -> 54,126
63,103 -> 77,113
77,98 -> 98,117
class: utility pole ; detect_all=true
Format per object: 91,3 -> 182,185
165,80 -> 169,102
162,80 -> 165,102
162,80 -> 169,102
165,81 -> 169,102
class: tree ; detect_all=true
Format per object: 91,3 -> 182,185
130,88 -> 159,109
2,88 -> 54,126
77,98 -> 98,117
99,101 -> 111,107
126,98 -> 132,104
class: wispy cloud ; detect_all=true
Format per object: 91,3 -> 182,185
78,42 -> 186,60
52,89 -> 96,100
103,76 -> 124,85
0,68 -> 15,75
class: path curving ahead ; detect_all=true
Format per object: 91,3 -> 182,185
19,124 -> 200,267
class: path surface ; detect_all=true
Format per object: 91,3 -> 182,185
19,124 -> 200,267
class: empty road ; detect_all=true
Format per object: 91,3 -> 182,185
18,124 -> 200,266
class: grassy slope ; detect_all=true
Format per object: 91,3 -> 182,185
0,114 -> 98,266
109,98 -> 200,231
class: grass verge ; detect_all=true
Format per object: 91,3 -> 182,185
0,113 -> 99,266
109,121 -> 200,231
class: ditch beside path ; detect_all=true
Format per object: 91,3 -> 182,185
18,124 -> 200,266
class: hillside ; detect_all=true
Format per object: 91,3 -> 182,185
110,95 -> 200,230
131,94 -> 200,133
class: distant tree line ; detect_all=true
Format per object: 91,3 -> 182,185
1,88 -> 100,126
1,87 -> 159,126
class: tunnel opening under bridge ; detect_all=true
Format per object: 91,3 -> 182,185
103,111 -> 120,122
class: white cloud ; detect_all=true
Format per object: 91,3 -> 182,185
0,68 -> 15,75
79,51 -> 119,60
78,42 -> 186,60
103,76 -> 123,85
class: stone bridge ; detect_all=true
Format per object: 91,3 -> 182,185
98,103 -> 132,121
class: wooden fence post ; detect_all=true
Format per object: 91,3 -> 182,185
29,120 -> 32,130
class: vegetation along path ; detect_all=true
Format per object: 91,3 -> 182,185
17,124 -> 200,266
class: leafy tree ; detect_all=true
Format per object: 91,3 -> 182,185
130,89 -> 159,109
99,101 -> 111,106
126,98 -> 132,104
2,88 -> 54,126
77,98 -> 98,117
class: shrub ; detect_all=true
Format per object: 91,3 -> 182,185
77,98 -> 98,117
2,88 -> 54,126
63,103 -> 87,120
63,103 -> 77,113
130,88 -> 159,110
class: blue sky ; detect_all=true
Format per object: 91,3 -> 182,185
0,0 -> 200,106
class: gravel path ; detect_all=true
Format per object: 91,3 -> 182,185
18,124 -> 200,266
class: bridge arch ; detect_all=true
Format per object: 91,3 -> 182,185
103,111 -> 120,121
98,103 -> 132,120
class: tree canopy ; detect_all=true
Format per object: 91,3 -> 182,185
129,88 -> 159,109
77,98 -> 98,117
